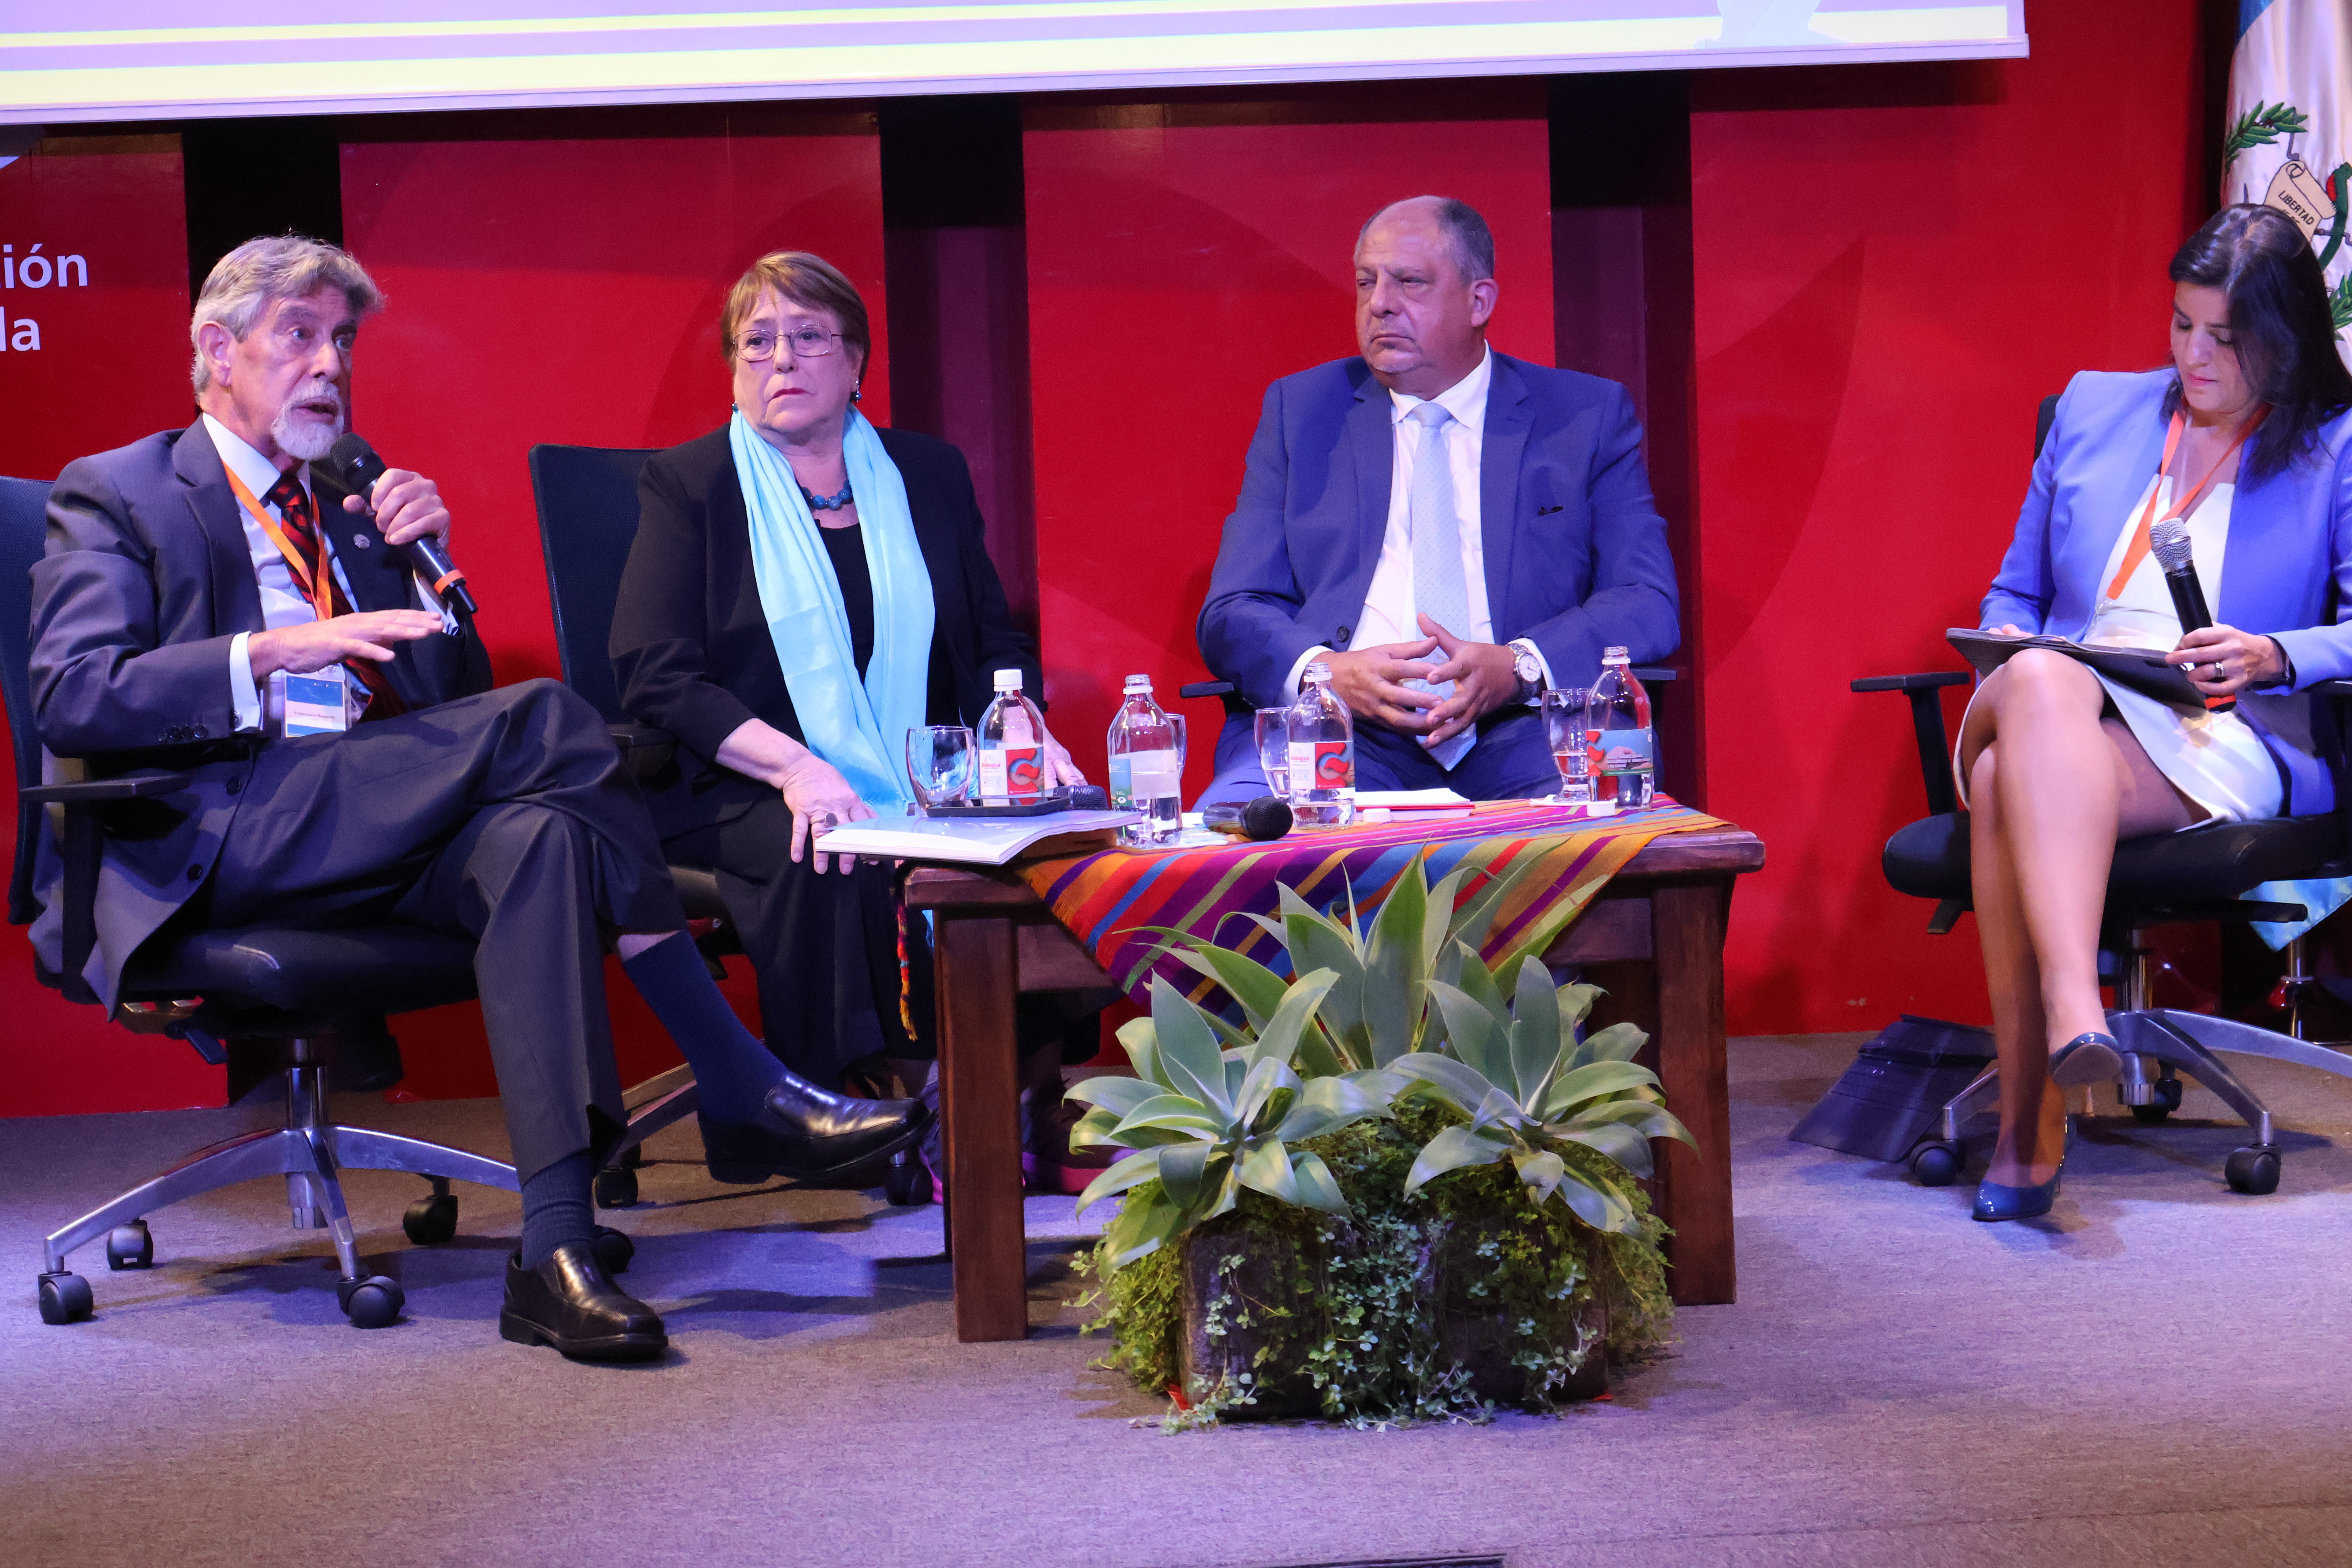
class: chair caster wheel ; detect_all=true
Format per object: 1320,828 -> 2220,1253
593,1165 -> 639,1209
402,1192 -> 459,1246
336,1274 -> 404,1328
38,1270 -> 93,1325
2130,1079 -> 2183,1124
591,1226 -> 635,1276
2226,1146 -> 2281,1195
884,1149 -> 933,1206
1909,1141 -> 1964,1187
105,1221 -> 153,1271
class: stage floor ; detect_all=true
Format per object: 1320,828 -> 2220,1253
5,1033 -> 2351,1568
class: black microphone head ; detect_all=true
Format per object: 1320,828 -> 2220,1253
325,431 -> 388,493
1240,795 -> 1293,841
2149,517 -> 2195,574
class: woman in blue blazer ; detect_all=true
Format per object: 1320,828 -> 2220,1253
1964,205 -> 2352,1220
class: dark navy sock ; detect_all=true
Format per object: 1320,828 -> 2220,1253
518,1150 -> 596,1269
621,932 -> 784,1123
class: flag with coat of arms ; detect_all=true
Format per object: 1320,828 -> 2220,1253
2227,1 -> 2352,337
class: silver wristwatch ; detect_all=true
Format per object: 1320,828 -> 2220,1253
1510,642 -> 1545,704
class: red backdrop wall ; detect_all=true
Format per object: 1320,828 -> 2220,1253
0,20 -> 2229,1113
1690,1 -> 2214,1034
329,109 -> 889,1099
0,135 -> 226,1116
1022,87 -> 1557,800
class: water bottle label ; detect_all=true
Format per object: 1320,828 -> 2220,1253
978,744 -> 1044,800
1289,739 -> 1352,790
1128,747 -> 1180,801
1596,728 -> 1653,773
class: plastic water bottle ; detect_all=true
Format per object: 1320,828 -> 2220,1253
1106,674 -> 1181,844
976,668 -> 1049,805
1286,661 -> 1356,828
1586,648 -> 1655,809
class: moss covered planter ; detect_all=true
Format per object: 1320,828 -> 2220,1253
1090,1110 -> 1669,1427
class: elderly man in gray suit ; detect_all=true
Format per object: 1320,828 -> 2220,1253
1196,195 -> 1681,803
27,236 -> 921,1359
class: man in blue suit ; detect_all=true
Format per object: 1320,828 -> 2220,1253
1196,195 -> 1680,801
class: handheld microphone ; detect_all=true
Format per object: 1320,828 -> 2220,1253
323,432 -> 479,621
1203,796 -> 1294,841
2149,517 -> 2232,713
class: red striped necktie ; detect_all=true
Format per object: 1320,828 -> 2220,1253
260,472 -> 408,720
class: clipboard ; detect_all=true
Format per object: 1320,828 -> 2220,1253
1945,628 -> 2202,706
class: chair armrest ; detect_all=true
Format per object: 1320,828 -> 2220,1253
1850,672 -> 1972,695
2308,679 -> 2352,697
1855,671 -> 1973,817
1177,680 -> 1234,700
19,772 -> 194,805
16,771 -> 194,1007
1632,665 -> 1675,683
608,724 -> 678,782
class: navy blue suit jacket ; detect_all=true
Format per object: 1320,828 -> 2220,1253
27,419 -> 491,1007
1196,351 -> 1679,708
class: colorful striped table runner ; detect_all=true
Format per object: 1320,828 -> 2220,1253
1016,797 -> 1728,1007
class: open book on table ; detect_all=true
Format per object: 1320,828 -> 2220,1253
1946,628 -> 2201,706
811,809 -> 1136,867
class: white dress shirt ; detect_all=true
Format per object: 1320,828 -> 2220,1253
1285,346 -> 1552,700
209,414 -> 449,734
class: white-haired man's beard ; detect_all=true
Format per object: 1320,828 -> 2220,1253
270,379 -> 347,463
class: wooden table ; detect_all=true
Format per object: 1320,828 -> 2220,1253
903,823 -> 1766,1341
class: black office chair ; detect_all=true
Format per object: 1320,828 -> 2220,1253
1856,395 -> 2352,1196
525,445 -> 720,1207
3,475 -> 515,1330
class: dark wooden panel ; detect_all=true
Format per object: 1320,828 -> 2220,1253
934,911 -> 1029,1341
1648,879 -> 1735,1305
1017,922 -> 1114,991
1546,895 -> 1651,964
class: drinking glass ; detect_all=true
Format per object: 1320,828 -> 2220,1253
906,725 -> 975,811
1539,688 -> 1594,806
1254,706 -> 1292,799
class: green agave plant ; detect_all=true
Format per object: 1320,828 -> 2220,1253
1389,955 -> 1694,1234
1075,853 -> 1699,1263
1143,849 -> 1586,1074
1069,969 -> 1396,1265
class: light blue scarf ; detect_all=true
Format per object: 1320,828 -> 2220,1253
731,407 -> 935,811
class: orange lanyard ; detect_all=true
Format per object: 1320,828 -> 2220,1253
221,465 -> 331,621
2103,402 -> 2267,601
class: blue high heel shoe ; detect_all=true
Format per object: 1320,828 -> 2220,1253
1973,1119 -> 2073,1222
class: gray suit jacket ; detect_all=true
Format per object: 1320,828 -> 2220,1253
1196,352 -> 1680,708
26,419 -> 491,1010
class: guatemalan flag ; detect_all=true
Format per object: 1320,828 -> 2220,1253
2227,0 -> 2352,342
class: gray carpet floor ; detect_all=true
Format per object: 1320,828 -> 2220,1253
5,1033 -> 2351,1568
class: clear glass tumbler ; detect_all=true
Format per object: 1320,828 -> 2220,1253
906,725 -> 976,811
1540,688 -> 1594,806
1254,706 -> 1292,799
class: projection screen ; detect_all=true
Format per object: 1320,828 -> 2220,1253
0,2 -> 2028,125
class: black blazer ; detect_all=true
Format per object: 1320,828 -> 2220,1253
609,424 -> 1040,821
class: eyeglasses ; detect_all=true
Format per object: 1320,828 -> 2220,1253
735,326 -> 840,362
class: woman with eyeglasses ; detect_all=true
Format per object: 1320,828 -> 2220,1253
610,250 -> 1091,1191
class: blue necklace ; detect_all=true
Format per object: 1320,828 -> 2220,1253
801,481 -> 854,512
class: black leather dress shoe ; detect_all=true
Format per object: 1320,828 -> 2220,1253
701,1074 -> 933,1183
499,1242 -> 666,1361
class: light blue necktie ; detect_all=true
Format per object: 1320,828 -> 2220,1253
1405,401 -> 1476,769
